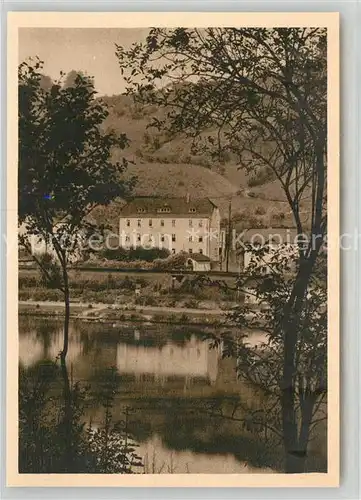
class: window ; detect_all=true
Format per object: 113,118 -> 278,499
137,234 -> 141,242
189,248 -> 193,254
161,234 -> 165,242
172,248 -> 176,254
126,219 -> 130,227
125,235 -> 130,242
172,220 -> 176,227
137,219 -> 141,227
199,220 -> 203,227
189,235 -> 193,242
137,208 -> 145,213
189,208 -> 196,213
189,220 -> 193,227
172,234 -> 176,242
149,219 -> 152,227
199,249 -> 203,254
199,236 -> 203,243
161,220 -> 164,227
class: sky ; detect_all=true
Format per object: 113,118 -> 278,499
19,28 -> 151,96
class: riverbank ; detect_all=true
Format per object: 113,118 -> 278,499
19,268 -> 241,315
19,299 -> 230,326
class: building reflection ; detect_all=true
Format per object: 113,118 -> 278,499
116,335 -> 219,385
18,321 -> 237,392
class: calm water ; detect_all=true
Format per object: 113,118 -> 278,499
19,316 -> 326,473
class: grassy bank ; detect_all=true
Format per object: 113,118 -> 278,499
19,301 -> 230,327
19,268 -> 241,312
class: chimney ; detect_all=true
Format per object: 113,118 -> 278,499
186,193 -> 190,204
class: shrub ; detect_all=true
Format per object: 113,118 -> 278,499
153,252 -> 188,271
135,295 -> 157,306
101,247 -> 129,261
101,246 -> 170,262
183,299 -> 200,309
255,205 -> 266,215
179,313 -> 190,324
247,166 -> 275,187
19,364 -> 142,473
22,287 -> 64,302
36,253 -> 63,289
19,275 -> 39,288
130,247 -> 170,261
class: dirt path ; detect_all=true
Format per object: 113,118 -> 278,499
18,300 -> 225,316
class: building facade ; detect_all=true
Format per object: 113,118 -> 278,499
237,227 -> 299,274
118,197 -> 222,262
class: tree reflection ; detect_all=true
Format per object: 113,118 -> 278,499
19,357 -> 142,473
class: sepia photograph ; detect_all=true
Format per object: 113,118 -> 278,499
7,12 -> 339,487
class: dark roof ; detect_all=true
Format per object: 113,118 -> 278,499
120,197 -> 217,218
239,227 -> 299,244
187,253 -> 211,262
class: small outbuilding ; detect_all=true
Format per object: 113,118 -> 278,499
185,253 -> 211,272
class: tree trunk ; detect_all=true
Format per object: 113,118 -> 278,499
60,262 -> 70,362
60,356 -> 74,472
283,393 -> 316,473
281,260 -> 314,473
285,449 -> 307,474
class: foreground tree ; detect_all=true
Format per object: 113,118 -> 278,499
19,59 -> 133,363
205,246 -> 327,472
116,28 -> 327,472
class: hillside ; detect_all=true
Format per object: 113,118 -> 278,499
99,94 -> 303,226
124,162 -> 237,212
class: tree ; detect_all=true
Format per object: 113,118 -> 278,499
18,58 -> 134,364
207,245 -> 327,472
116,28 -> 327,472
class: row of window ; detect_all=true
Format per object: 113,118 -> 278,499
136,207 -> 198,214
123,236 -> 204,256
126,219 -> 205,228
124,234 -> 204,243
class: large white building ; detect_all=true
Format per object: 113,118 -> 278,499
118,196 -> 222,262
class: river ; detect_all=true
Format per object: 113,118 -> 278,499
19,315 -> 326,474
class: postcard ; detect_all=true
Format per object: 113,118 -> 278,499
7,11 -> 339,487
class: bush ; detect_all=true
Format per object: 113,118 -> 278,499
183,299 -> 200,309
135,295 -> 157,306
179,313 -> 190,324
153,252 -> 188,271
36,253 -> 63,289
19,275 -> 39,288
19,287 -> 64,302
101,247 -> 129,261
255,205 -> 266,215
101,246 -> 170,262
247,166 -> 275,187
19,365 -> 142,473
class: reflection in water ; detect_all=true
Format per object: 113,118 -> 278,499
19,330 -> 82,367
19,316 -> 327,473
116,335 -> 219,384
139,435 -> 274,474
